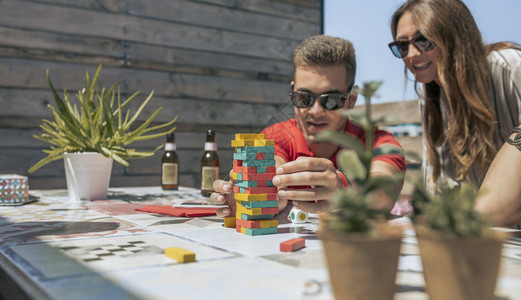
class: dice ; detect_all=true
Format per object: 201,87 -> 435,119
288,207 -> 308,224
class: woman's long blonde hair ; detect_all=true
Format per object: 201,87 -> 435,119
391,0 -> 517,182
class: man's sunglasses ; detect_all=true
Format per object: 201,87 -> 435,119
289,88 -> 355,110
388,34 -> 435,58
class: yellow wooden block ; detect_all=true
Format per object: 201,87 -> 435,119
235,134 -> 266,140
240,226 -> 247,234
254,139 -> 275,146
234,193 -> 268,201
259,219 -> 279,228
223,216 -> 236,228
231,139 -> 254,147
232,172 -> 238,180
165,247 -> 196,263
237,205 -> 261,215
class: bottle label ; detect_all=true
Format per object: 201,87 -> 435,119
204,142 -> 217,152
201,166 -> 219,190
162,163 -> 178,185
165,143 -> 176,151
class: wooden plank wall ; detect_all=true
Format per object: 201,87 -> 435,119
0,0 -> 322,190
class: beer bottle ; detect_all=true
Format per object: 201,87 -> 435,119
161,133 -> 179,190
201,130 -> 220,197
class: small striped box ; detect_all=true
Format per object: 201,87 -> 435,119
0,174 -> 30,206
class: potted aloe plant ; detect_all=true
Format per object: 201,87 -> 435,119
411,181 -> 507,300
316,81 -> 405,300
28,65 -> 177,200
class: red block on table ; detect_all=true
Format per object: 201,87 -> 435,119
280,238 -> 306,252
233,160 -> 243,167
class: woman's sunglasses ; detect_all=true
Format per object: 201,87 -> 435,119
289,87 -> 356,110
388,34 -> 435,58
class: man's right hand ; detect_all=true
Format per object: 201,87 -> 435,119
209,169 -> 235,218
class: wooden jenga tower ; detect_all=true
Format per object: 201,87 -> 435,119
231,134 -> 279,235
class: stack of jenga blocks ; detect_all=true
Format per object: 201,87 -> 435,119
231,134 -> 279,236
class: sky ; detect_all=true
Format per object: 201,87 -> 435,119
324,0 -> 521,104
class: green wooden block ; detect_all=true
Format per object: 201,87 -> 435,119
236,181 -> 257,188
245,227 -> 278,236
241,213 -> 274,220
234,153 -> 275,161
236,146 -> 275,154
267,180 -> 274,187
240,200 -> 278,208
233,153 -> 257,160
263,153 -> 275,160
242,160 -> 275,167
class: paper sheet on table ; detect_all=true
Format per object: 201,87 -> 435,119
137,205 -> 217,217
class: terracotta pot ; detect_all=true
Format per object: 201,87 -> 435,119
415,226 -> 507,300
63,152 -> 113,201
319,223 -> 403,300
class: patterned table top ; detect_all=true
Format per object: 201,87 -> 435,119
0,186 -> 520,300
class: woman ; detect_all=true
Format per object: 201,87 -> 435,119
389,0 -> 521,226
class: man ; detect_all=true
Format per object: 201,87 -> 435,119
210,35 -> 406,217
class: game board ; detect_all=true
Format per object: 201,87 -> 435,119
0,216 -> 151,246
7,232 -> 237,280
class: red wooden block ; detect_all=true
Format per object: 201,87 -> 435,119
233,185 -> 240,193
233,166 -> 257,174
261,207 -> 279,214
236,219 -> 260,229
255,153 -> 266,160
236,225 -> 242,233
266,166 -> 276,173
280,238 -> 306,252
255,180 -> 267,187
241,173 -> 276,181
265,193 -> 278,200
233,160 -> 243,167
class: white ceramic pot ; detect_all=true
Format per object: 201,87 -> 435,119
63,152 -> 113,201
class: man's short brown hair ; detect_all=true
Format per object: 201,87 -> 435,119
293,35 -> 356,89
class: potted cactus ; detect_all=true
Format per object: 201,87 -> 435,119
317,81 -> 405,300
28,65 -> 177,200
411,181 -> 507,300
